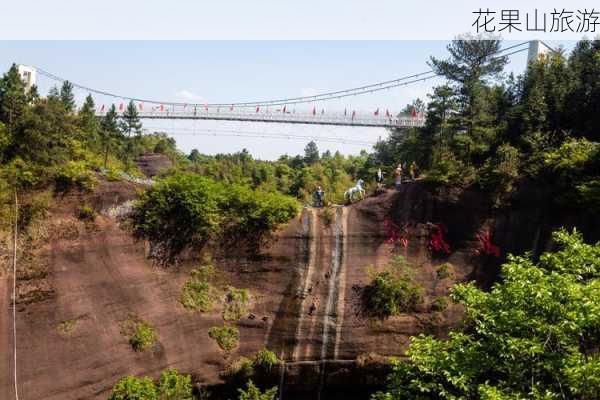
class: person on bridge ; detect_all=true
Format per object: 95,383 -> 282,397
394,164 -> 403,189
314,186 -> 325,208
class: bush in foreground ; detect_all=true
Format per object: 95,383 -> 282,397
373,229 -> 600,400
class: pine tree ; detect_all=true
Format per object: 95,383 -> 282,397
0,64 -> 28,134
60,80 -> 76,112
429,34 -> 507,140
303,141 -> 319,165
425,85 -> 459,166
100,104 -> 119,168
79,94 -> 99,146
119,100 -> 143,170
120,100 -> 142,137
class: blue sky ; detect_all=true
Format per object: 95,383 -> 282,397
0,40 -> 575,159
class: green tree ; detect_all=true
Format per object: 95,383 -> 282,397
78,94 -> 99,145
100,104 -> 119,168
109,376 -> 157,400
157,369 -> 193,400
303,140 -> 320,165
237,381 -> 278,400
59,80 -> 75,112
120,100 -> 143,170
429,34 -> 508,158
374,229 -> 600,400
0,64 -> 28,134
0,121 -> 9,162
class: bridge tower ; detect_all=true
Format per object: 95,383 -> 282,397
527,40 -> 552,64
17,64 -> 37,91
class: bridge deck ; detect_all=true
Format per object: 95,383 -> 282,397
96,110 -> 425,128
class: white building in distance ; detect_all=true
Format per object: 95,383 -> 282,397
17,65 -> 37,91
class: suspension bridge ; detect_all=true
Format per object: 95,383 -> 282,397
17,40 -> 546,144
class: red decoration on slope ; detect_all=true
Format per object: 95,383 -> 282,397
475,230 -> 500,257
428,223 -> 450,255
383,219 -> 409,248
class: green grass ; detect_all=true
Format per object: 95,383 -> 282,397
208,324 -> 239,352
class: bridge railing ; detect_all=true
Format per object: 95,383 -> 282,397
96,108 -> 425,128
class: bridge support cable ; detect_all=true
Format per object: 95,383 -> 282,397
30,41 -> 530,110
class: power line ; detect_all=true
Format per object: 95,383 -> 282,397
142,127 -> 378,146
33,41 -> 529,108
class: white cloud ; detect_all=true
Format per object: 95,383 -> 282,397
175,89 -> 205,102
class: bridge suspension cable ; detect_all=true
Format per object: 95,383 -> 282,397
33,41 -> 530,108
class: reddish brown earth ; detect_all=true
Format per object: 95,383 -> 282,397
1,178 -> 598,399
134,153 -> 173,177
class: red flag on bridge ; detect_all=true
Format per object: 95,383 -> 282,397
138,102 -> 143,111
119,103 -> 124,112
160,104 -> 164,112
374,108 -> 379,116
100,104 -> 105,112
256,106 -> 260,113
283,105 -> 287,113
205,103 -> 208,112
411,108 -> 417,118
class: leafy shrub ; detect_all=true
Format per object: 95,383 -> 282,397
179,266 -> 216,312
56,319 -> 77,335
543,138 -> 597,172
121,317 -> 157,352
109,376 -> 157,400
157,368 -> 193,400
208,324 -> 239,352
131,173 -> 299,263
77,204 -> 97,221
254,348 -> 279,372
435,263 -> 453,280
478,143 -> 520,193
374,229 -> 600,400
222,357 -> 255,380
108,369 -> 192,400
237,380 -> 278,400
430,296 -> 448,312
53,160 -> 96,192
17,192 -> 50,228
222,287 -> 250,321
362,270 -> 423,319
424,151 -> 474,187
